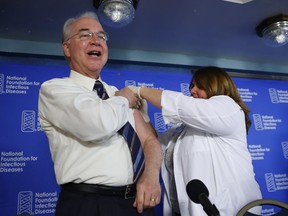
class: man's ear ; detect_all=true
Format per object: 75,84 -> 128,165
62,42 -> 71,58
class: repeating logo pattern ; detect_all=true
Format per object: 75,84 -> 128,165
1,65 -> 287,216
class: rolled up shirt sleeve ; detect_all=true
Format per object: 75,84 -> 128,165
39,78 -> 129,142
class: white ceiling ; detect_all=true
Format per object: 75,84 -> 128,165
1,0 -> 288,75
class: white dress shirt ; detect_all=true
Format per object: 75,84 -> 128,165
160,90 -> 262,216
38,70 -> 134,186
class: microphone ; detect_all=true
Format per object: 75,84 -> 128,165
186,179 -> 220,216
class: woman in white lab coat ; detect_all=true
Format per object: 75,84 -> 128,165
130,66 -> 262,216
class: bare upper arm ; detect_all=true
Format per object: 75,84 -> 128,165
133,110 -> 156,145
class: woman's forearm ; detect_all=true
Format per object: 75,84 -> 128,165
140,87 -> 163,109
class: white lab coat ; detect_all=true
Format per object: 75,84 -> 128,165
160,91 -> 262,216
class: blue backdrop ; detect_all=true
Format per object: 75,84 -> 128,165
0,55 -> 287,216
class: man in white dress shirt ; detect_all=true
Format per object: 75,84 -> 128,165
38,11 -> 163,216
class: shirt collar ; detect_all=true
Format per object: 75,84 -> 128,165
69,70 -> 103,91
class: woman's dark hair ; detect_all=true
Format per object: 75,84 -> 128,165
190,66 -> 251,133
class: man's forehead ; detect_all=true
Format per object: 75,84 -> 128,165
73,17 -> 103,30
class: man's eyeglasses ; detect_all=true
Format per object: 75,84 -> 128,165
66,30 -> 109,42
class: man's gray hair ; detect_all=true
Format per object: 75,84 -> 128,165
62,11 -> 99,43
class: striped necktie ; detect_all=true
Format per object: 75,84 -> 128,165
118,122 -> 145,182
93,80 -> 144,182
93,80 -> 109,100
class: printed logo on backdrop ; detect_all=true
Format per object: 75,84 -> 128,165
17,191 -> 33,215
0,73 -> 4,93
21,110 -> 42,132
249,140 -> 288,161
265,173 -> 288,192
262,208 -> 284,216
180,83 -> 190,96
17,191 -> 58,215
154,113 -> 172,133
269,88 -> 288,103
238,88 -> 258,102
125,80 -> 136,86
154,113 -> 187,133
0,74 -> 40,94
0,151 -> 38,173
252,114 -> 282,130
125,79 -> 165,90
124,80 -> 189,95
282,141 -> 288,159
248,144 -> 270,161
